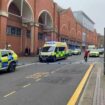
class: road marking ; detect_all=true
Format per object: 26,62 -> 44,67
17,63 -> 36,68
17,58 -> 99,69
50,64 -> 71,74
67,64 -> 94,105
22,83 -> 31,88
36,78 -> 41,82
51,71 -> 55,74
44,74 -> 49,77
4,91 -> 16,98
26,72 -> 49,79
55,69 -> 60,72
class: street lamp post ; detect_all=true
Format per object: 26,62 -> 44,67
104,28 -> 105,75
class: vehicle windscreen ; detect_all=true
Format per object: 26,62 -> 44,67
90,49 -> 98,52
42,46 -> 55,52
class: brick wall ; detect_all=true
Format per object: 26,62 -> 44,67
0,0 -> 98,54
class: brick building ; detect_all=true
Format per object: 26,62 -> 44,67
97,34 -> 104,48
0,0 -> 98,55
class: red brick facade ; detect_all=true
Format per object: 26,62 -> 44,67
0,0 -> 98,55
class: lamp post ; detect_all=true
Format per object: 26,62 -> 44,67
104,28 -> 105,75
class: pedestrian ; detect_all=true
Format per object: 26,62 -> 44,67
25,47 -> 28,56
84,49 -> 90,62
28,48 -> 30,55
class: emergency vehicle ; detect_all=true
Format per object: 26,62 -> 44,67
88,45 -> 96,51
39,41 -> 69,62
0,49 -> 18,72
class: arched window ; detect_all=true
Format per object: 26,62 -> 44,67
8,2 -> 20,16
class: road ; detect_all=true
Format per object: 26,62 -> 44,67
0,54 -> 102,105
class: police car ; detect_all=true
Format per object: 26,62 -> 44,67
0,49 -> 18,72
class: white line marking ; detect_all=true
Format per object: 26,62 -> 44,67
51,71 -> 55,74
36,78 -> 41,82
22,84 -> 31,88
50,64 -> 69,74
17,63 -> 36,68
44,74 -> 49,77
4,91 -> 16,98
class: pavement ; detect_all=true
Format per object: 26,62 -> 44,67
18,56 -> 105,105
18,56 -> 38,66
78,62 -> 105,105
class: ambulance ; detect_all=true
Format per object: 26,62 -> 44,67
39,41 -> 69,62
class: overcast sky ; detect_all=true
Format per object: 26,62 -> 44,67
54,0 -> 105,35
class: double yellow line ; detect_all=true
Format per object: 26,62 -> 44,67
67,64 -> 94,105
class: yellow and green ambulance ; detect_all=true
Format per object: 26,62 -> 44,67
0,49 -> 18,72
89,49 -> 100,57
39,41 -> 69,62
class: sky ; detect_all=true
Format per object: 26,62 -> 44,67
54,0 -> 105,35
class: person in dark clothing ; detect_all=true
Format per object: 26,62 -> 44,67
28,48 -> 30,55
84,50 -> 90,62
25,47 -> 29,56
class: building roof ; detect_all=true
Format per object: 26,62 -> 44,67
53,1 -> 67,13
73,11 -> 95,24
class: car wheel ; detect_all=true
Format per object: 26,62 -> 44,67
7,62 -> 16,72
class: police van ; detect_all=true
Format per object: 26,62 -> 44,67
39,41 -> 69,62
0,49 -> 18,72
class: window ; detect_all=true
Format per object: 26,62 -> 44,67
55,47 -> 59,52
11,27 -> 15,35
38,32 -> 44,40
7,27 -> 11,35
59,47 -> 65,51
1,51 -> 8,57
7,26 -> 21,36
8,51 -> 13,55
42,46 -> 55,52
16,28 -> 21,35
